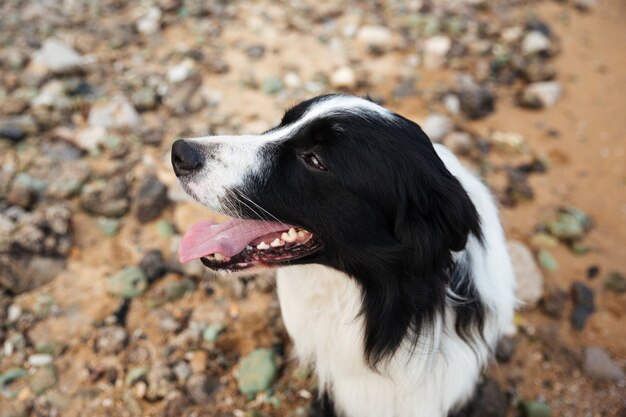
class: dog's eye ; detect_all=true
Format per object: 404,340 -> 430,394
299,153 -> 327,171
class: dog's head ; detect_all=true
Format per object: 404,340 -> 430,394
173,94 -> 482,364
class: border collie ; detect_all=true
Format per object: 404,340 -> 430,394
171,94 -> 516,417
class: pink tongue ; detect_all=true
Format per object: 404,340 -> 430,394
178,218 -> 292,263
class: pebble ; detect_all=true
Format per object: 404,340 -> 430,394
96,326 -> 128,354
88,95 -> 141,131
356,25 -> 394,53
135,176 -> 168,223
541,288 -> 567,318
167,59 -> 196,84
125,367 -> 148,386
456,76 -> 495,120
522,31 -> 551,56
172,361 -> 191,383
582,347 -> 625,381
139,250 -> 167,282
466,379 -> 508,417
423,36 -> 452,69
202,323 -> 226,342
547,206 -> 592,242
519,81 -> 562,109
537,249 -> 558,272
156,220 -> 176,237
31,39 -> 85,73
261,76 -> 284,95
495,336 -> 517,363
519,400 -> 552,417
330,66 -> 357,90
443,94 -> 461,115
508,241 -> 544,308
153,279 -> 196,304
185,373 -> 220,404
136,7 -> 162,35
106,266 -> 148,298
28,365 -> 57,395
146,366 -> 175,401
604,272 -> 626,293
570,282 -> 595,331
422,114 -> 453,143
237,348 -> 278,398
162,390 -> 188,417
97,218 -> 121,237
0,256 -> 66,295
81,176 -> 130,218
74,126 -> 108,152
574,0 -> 597,11
28,354 -> 53,367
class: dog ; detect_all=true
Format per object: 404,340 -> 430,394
172,94 -> 516,417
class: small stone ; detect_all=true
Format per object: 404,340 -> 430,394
504,168 -> 534,205
74,126 -> 108,152
81,177 -> 130,218
495,336 -> 517,363
447,132 -> 473,155
136,7 -> 162,35
0,126 -> 26,142
96,326 -> 128,354
245,45 -> 266,60
423,36 -> 452,69
135,176 -> 168,223
443,94 -> 461,115
125,367 -> 149,386
330,66 -> 357,90
456,76 -> 495,120
466,379 -> 508,417
490,131 -> 527,153
167,59 -> 196,84
529,233 -> 559,250
0,368 -> 27,390
185,373 -> 219,404
146,366 -> 175,401
574,0 -> 597,12
106,267 -> 148,298
0,116 -> 37,141
28,365 -> 57,395
547,206 -> 592,242
0,256 -> 65,294
202,323 -> 225,342
604,272 -> 626,293
261,77 -> 284,95
162,390 -> 188,417
519,400 -> 552,417
139,250 -> 167,282
422,114 -> 453,143
583,347 -> 625,381
156,220 -> 176,237
356,25 -> 394,53
237,348 -> 278,398
284,72 -> 301,89
522,31 -> 552,56
88,96 -> 141,131
541,288 -> 567,318
508,241 -> 544,308
537,249 -> 559,272
97,218 -> 121,237
131,88 -> 159,112
28,354 -> 53,367
518,81 -> 562,109
570,282 -> 595,331
172,361 -> 191,383
153,279 -> 196,304
31,39 -> 85,73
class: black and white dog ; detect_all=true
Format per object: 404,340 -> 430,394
172,94 -> 516,417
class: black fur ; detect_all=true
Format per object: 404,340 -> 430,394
230,94 -> 485,367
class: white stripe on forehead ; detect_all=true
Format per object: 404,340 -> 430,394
188,95 -> 393,145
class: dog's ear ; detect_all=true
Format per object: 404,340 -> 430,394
394,156 -> 482,266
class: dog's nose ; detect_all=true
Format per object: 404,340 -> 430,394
172,139 -> 203,176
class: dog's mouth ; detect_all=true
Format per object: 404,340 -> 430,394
178,217 -> 323,271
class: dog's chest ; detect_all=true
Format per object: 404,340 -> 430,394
276,265 -> 367,374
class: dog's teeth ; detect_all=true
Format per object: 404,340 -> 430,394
214,253 -> 226,261
281,232 -> 294,243
246,245 -> 253,251
270,238 -> 284,247
297,231 -> 307,238
256,241 -> 270,250
207,254 -> 215,260
288,228 -> 298,240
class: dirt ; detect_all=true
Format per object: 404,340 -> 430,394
1,0 -> 625,416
